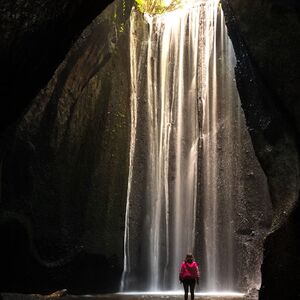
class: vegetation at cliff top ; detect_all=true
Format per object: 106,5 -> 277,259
135,0 -> 182,14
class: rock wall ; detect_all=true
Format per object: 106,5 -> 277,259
0,0 -> 133,293
0,0 -> 113,132
222,0 -> 300,299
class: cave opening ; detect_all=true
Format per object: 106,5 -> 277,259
134,0 -> 182,14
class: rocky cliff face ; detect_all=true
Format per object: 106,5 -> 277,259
0,0 -> 113,132
0,0 -> 132,293
222,0 -> 300,299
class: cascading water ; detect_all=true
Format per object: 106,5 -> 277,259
201,4 -> 239,290
121,0 -> 205,291
121,0 -> 270,293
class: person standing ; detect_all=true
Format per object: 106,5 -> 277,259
179,253 -> 200,300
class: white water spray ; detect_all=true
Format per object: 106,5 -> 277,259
121,0 -> 268,292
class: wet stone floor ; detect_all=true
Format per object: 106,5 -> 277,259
1,292 -> 249,300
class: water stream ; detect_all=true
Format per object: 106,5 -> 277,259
120,0 -> 269,292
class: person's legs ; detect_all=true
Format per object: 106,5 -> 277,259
190,279 -> 196,300
183,281 -> 189,300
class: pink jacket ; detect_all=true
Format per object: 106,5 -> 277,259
179,261 -> 200,281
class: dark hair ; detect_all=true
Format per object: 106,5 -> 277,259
185,253 -> 194,262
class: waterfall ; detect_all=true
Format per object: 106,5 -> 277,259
201,4 -> 240,290
121,0 -> 267,292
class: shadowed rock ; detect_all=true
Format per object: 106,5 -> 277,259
0,0 -> 133,294
0,0 -> 114,133
222,1 -> 300,299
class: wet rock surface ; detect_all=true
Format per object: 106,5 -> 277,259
0,0 -> 113,132
222,0 -> 300,299
1,294 -> 246,300
0,0 -> 133,294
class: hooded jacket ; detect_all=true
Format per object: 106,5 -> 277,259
179,261 -> 200,281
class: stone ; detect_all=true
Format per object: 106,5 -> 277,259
0,0 -> 133,294
221,0 -> 300,299
0,0 -> 114,132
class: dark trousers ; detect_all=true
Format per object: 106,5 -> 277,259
182,278 -> 196,300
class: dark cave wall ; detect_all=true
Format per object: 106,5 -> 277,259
221,0 -> 300,230
222,0 -> 300,299
0,0 -> 114,132
0,0 -> 133,293
226,0 -> 300,134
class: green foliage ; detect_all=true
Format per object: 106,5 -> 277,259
135,0 -> 182,15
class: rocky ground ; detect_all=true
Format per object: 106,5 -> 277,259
1,293 -> 247,300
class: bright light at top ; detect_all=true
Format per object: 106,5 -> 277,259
135,0 -> 219,15
163,0 -> 173,5
135,0 -> 182,15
